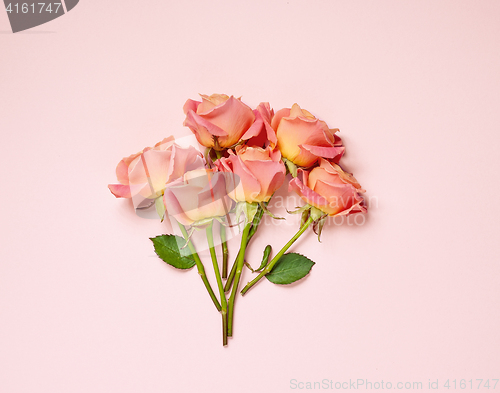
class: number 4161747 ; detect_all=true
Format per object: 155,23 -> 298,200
5,3 -> 63,14
443,379 -> 499,389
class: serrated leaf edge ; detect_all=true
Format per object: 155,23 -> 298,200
150,235 -> 196,270
265,252 -> 315,285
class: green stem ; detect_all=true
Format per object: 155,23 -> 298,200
241,215 -> 314,296
206,222 -> 228,346
227,223 -> 252,337
224,251 -> 239,292
178,223 -> 221,312
224,205 -> 265,292
220,225 -> 229,279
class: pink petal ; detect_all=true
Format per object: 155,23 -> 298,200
319,159 -> 364,190
127,154 -> 149,187
200,96 -> 255,147
115,151 -> 142,185
108,184 -> 132,198
271,108 -> 290,130
183,110 -> 224,147
276,117 -> 326,166
197,94 -> 230,113
244,159 -> 285,201
185,109 -> 228,137
241,103 -> 277,147
115,159 -> 131,185
141,149 -> 173,196
167,145 -> 204,184
314,180 -> 365,216
332,131 -> 343,146
289,176 -> 334,215
183,99 -> 200,115
240,113 -> 264,140
154,136 -> 176,150
301,144 -> 345,162
222,154 -> 261,202
163,188 -> 195,226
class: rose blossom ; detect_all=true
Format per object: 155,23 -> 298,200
271,103 -> 345,167
163,168 -> 233,226
215,145 -> 286,203
183,94 -> 255,149
108,137 -> 204,199
289,158 -> 366,216
240,102 -> 277,148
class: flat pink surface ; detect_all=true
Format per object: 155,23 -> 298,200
1,1 -> 499,392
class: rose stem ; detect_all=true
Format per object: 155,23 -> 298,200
223,205 -> 265,292
220,225 -> 229,279
241,215 -> 314,296
227,222 -> 252,337
178,223 -> 221,312
206,222 -> 228,346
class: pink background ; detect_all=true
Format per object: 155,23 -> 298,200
1,1 -> 499,392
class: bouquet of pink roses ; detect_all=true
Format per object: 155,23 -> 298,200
108,94 -> 367,346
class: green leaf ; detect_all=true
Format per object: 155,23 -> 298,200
150,235 -> 196,270
256,245 -> 272,272
266,253 -> 315,285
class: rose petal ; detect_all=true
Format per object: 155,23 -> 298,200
276,117 -> 327,166
163,188 -> 195,226
314,180 -> 364,216
319,159 -> 364,190
183,99 -> 200,115
116,151 -> 142,185
200,96 -> 255,147
154,136 -> 176,150
167,145 -> 204,184
225,154 -> 262,202
301,144 -> 345,162
108,184 -> 132,198
184,110 -> 223,148
243,159 -> 285,201
289,176 -> 335,215
141,149 -> 173,196
127,154 -> 149,187
241,103 -> 277,147
271,108 -> 290,130
198,94 -> 230,113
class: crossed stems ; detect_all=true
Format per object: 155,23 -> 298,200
224,205 -> 265,292
240,215 -> 314,295
178,203 -> 314,345
206,222 -> 229,346
178,210 -> 261,345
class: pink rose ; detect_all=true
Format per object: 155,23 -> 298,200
289,158 -> 366,216
183,94 -> 255,149
108,137 -> 204,199
215,145 -> 286,203
272,104 -> 345,167
163,169 -> 233,226
240,102 -> 277,148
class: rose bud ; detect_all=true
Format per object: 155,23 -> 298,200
183,94 -> 255,149
215,145 -> 286,203
108,137 -> 204,200
163,168 -> 233,227
289,158 -> 367,216
272,104 -> 345,167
